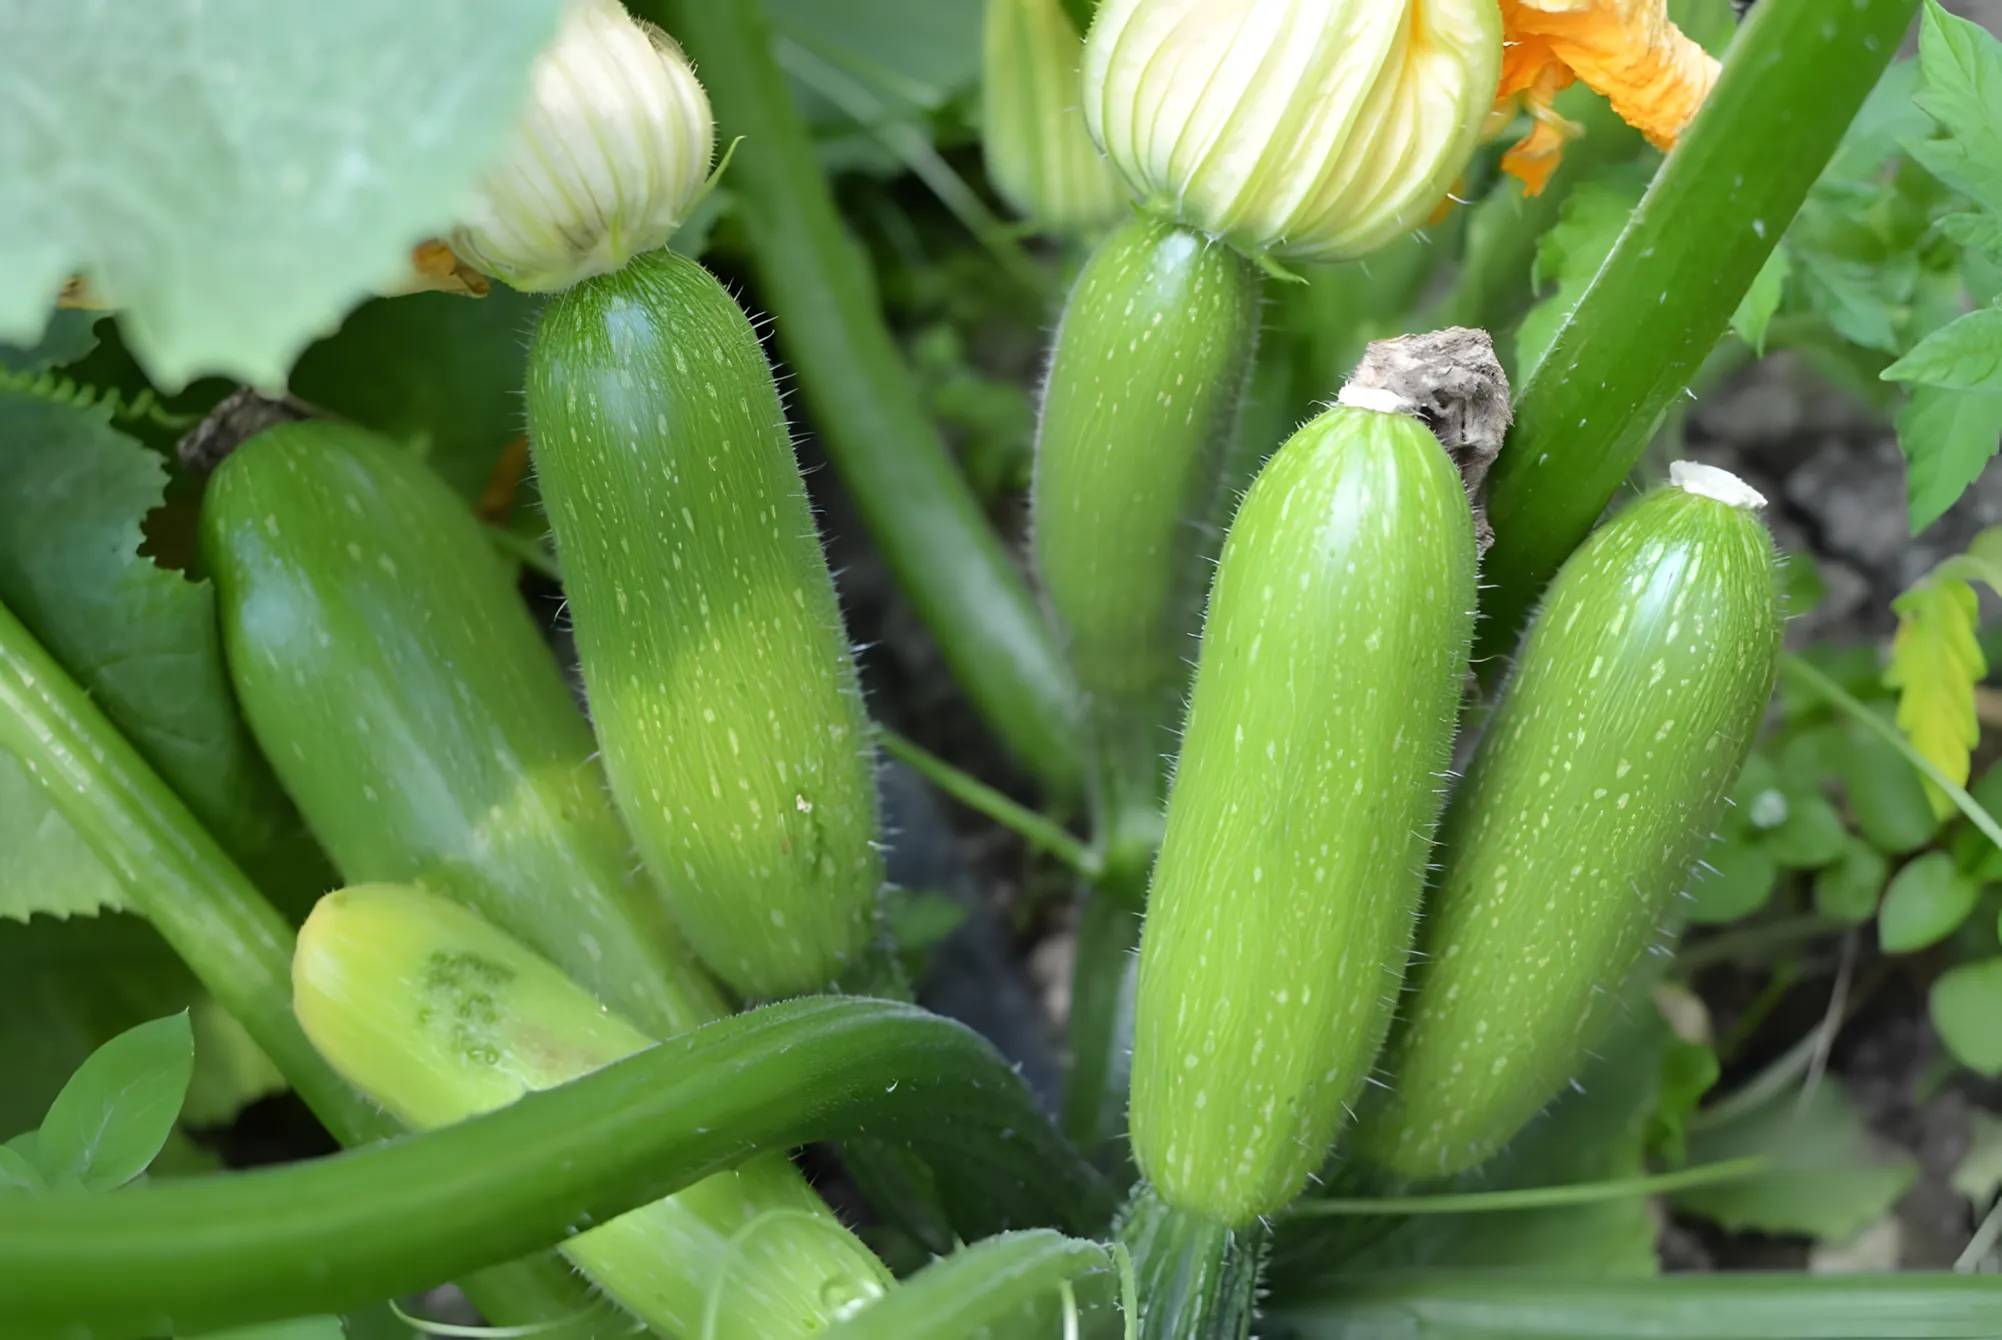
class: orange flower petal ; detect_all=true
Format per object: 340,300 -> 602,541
1494,0 -> 1720,190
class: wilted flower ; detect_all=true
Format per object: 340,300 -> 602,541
1082,0 -> 1502,261
1494,0 -> 1721,194
984,0 -> 1131,237
449,0 -> 714,293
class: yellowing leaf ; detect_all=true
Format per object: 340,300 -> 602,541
1884,577 -> 1986,820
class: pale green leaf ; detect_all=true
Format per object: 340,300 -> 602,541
0,311 -> 100,375
1942,212 -> 2002,263
0,0 -> 564,389
1879,850 -> 1981,953
38,1012 -> 194,1192
1689,836 -> 1778,925
1839,709 -> 1946,854
0,748 -> 126,922
1731,246 -> 1793,356
0,1142 -> 43,1192
1515,170 -> 1649,382
1931,956 -> 2002,1076
1906,0 -> 2002,217
1673,1080 -> 1917,1242
1895,386 -> 2002,534
1883,307 -> 2002,389
1884,578 -> 1985,819
1766,792 -> 1847,870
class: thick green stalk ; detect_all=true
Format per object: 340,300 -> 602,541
202,422 -> 728,1039
1118,1186 -> 1267,1340
1033,214 -> 1262,898
826,1231 -> 1122,1340
295,885 -> 891,1339
0,600 -> 593,1330
652,0 -> 1083,798
1476,0 -> 1919,660
1061,888 -> 1140,1163
1268,1272 -> 2002,1337
0,997 -> 1117,1339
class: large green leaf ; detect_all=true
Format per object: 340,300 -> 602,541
0,749 -> 126,922
764,0 -> 982,122
0,396 -> 301,875
1514,168 -> 1650,382
1904,0 -> 2002,217
1895,385 -> 2002,533
0,0 -> 564,389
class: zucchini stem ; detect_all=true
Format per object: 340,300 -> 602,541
877,725 -> 1098,877
1283,1157 -> 1768,1217
1117,1185 -> 1268,1340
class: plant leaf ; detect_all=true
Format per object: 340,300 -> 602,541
1673,1079 -> 1917,1242
1839,709 -> 1946,854
180,1000 -> 287,1129
1646,1039 -> 1721,1170
0,396 -> 302,871
1879,851 -> 1983,953
197,1317 -> 349,1340
1895,386 -> 2002,533
1813,836 -> 1890,924
1515,169 -> 1650,382
1950,1107 -> 2002,1206
1942,211 -> 2002,264
288,288 -> 544,503
0,748 -> 127,921
1884,577 -> 1985,819
0,0 -> 565,389
37,1012 -> 194,1192
0,1141 -> 44,1192
0,310 -> 100,375
1930,956 -> 2002,1075
1883,306 -> 2002,389
1766,792 -> 1847,869
1905,0 -> 2002,217
1732,246 -> 1793,356
1689,836 -> 1778,925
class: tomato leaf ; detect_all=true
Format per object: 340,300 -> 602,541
1904,0 -> 2002,217
0,0 -> 566,389
37,1012 -> 193,1192
1894,385 -> 2002,532
1884,577 -> 1985,819
1673,1079 -> 1917,1243
1514,169 -> 1650,382
1883,306 -> 2002,389
1731,246 -> 1793,356
1930,956 -> 2002,1075
1879,850 -> 1982,953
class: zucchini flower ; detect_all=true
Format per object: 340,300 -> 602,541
1081,0 -> 1503,261
1494,0 -> 1722,194
984,0 -> 1131,237
449,0 -> 714,292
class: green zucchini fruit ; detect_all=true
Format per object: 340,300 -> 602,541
527,249 -> 882,1000
1033,213 -> 1262,893
295,884 -> 890,1338
201,422 -> 726,1039
1356,462 -> 1781,1179
1128,401 -> 1478,1227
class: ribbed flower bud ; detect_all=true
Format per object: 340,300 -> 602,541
450,0 -> 714,293
1082,0 -> 1502,261
984,0 -> 1131,237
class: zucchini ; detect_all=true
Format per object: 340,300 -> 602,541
294,884 -> 890,1338
527,249 -> 882,1000
1033,212 -> 1262,891
1128,400 -> 1478,1226
202,422 -> 726,1039
1356,462 -> 1781,1178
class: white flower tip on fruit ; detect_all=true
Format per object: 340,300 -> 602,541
449,0 -> 715,293
1336,384 -> 1413,416
1083,0 -> 1503,262
1669,460 -> 1767,510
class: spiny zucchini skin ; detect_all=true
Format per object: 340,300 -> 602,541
527,249 -> 882,1000
1129,405 -> 1477,1227
201,422 -> 726,1039
1357,480 -> 1780,1179
1032,213 -> 1262,885
294,885 -> 889,1339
